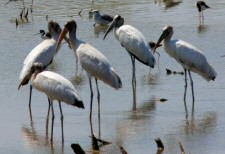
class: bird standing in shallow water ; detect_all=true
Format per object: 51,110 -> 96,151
56,20 -> 122,120
92,10 -> 113,26
28,63 -> 84,142
18,21 -> 69,116
104,15 -> 156,110
196,1 -> 210,24
153,26 -> 217,107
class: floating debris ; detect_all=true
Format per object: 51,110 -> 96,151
90,135 -> 99,150
46,15 -> 48,21
71,143 -> 86,154
153,98 -> 168,102
179,141 -> 185,154
89,135 -> 111,150
119,146 -> 128,154
155,137 -> 164,150
78,9 -> 83,17
166,68 -> 184,75
159,98 -> 167,102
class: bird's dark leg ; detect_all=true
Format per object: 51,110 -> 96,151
95,78 -> 100,118
89,78 -> 95,146
46,97 -> 51,137
184,69 -> 188,102
28,85 -> 33,121
47,97 -> 51,120
59,101 -> 64,142
184,69 -> 188,117
89,78 -> 94,119
130,55 -> 137,110
29,85 -> 33,109
95,78 -> 101,139
188,70 -> 195,106
50,101 -> 55,142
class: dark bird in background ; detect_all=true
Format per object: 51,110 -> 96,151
34,30 -> 51,40
196,1 -> 210,23
91,10 -> 113,26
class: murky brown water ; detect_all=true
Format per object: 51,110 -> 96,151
1,0 -> 225,153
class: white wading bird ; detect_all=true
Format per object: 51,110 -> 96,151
56,20 -> 122,119
103,15 -> 156,109
91,10 -> 113,26
153,26 -> 217,104
27,63 -> 84,142
196,1 -> 210,23
18,21 -> 69,112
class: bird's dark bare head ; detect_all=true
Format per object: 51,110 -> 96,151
149,41 -> 162,50
48,20 -> 62,35
153,26 -> 173,54
162,26 -> 173,36
113,15 -> 124,27
103,15 -> 124,40
65,20 -> 77,32
39,29 -> 45,34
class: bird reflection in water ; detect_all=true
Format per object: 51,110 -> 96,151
154,0 -> 182,10
22,120 -> 64,153
116,97 -> 157,138
130,97 -> 157,120
94,25 -> 109,38
141,71 -> 160,86
197,24 -> 208,34
70,73 -> 86,87
182,111 -> 217,135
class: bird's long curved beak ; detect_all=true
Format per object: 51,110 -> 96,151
153,33 -> 165,54
56,27 -> 69,52
34,32 -> 41,36
103,19 -> 116,40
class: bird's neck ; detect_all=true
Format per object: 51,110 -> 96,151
69,31 -> 83,51
31,72 -> 39,83
51,33 -> 60,41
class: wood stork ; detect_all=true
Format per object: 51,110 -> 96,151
56,20 -> 122,119
91,10 -> 113,26
18,20 -> 69,113
153,25 -> 217,104
103,15 -> 156,109
27,62 -> 84,142
196,1 -> 210,23
34,30 -> 51,40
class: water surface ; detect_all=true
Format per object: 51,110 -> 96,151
0,0 -> 225,153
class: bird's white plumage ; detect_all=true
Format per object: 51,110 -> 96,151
115,25 -> 155,67
163,37 -> 217,81
32,71 -> 82,104
76,43 -> 121,89
19,39 -> 57,81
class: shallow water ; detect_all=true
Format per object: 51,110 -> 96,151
0,0 -> 225,153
